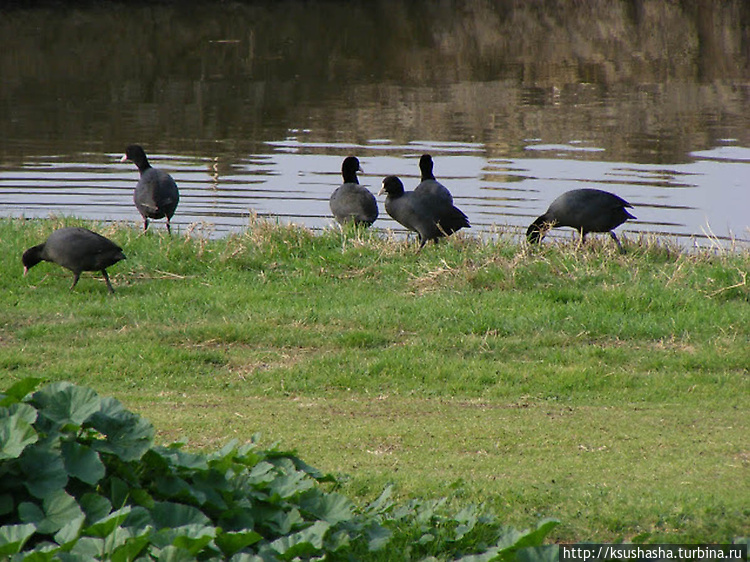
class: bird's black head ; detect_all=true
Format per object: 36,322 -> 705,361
526,223 -> 543,244
419,154 -> 435,180
341,156 -> 362,184
379,175 -> 405,197
121,145 -> 150,170
21,245 -> 44,274
526,216 -> 555,244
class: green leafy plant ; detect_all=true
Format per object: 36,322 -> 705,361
0,378 -> 558,560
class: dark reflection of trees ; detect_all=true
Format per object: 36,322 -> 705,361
0,0 -> 748,165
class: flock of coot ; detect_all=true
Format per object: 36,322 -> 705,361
21,147 -> 636,293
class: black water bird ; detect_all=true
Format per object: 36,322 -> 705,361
379,175 -> 470,249
415,153 -> 453,205
329,156 -> 378,227
526,188 -> 636,251
121,145 -> 180,233
22,227 -> 126,293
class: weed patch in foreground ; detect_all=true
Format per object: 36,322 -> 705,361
0,378 -> 558,561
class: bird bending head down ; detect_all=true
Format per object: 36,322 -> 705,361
527,188 -> 635,252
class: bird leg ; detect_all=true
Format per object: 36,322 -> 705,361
166,218 -> 172,235
69,272 -> 81,291
576,229 -> 587,250
609,231 -> 626,254
143,218 -> 150,232
102,270 -> 116,294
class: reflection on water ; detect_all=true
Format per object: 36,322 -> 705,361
0,0 -> 748,246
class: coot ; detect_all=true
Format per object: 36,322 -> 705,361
415,154 -> 453,205
329,156 -> 378,227
22,227 -> 126,293
379,175 -> 470,249
121,145 -> 180,233
527,188 -> 636,251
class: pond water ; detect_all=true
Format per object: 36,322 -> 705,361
1,0 -> 749,248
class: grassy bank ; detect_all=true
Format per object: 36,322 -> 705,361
1,216 -> 748,543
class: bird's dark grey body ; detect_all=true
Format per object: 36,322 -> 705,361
379,175 -> 469,248
22,227 -> 126,293
122,145 -> 180,233
527,188 -> 635,250
415,154 -> 453,206
329,157 -> 378,227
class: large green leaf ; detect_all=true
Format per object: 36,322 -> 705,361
512,519 -> 560,549
0,409 -> 38,460
96,525 -> 152,559
267,471 -> 314,501
106,477 -> 131,509
365,484 -> 395,515
215,529 -> 263,557
31,382 -> 101,428
19,489 -> 84,534
245,461 -> 276,486
42,490 -> 84,535
0,377 -> 41,407
154,446 -> 208,471
268,451 -> 335,483
217,506 -> 255,532
464,519 -> 561,562
82,506 -> 132,538
162,524 -> 216,555
88,397 -> 154,461
152,475 -> 198,504
0,523 -> 37,556
150,501 -> 211,529
269,520 -> 331,560
109,533 -> 151,562
1,402 -> 38,424
365,522 -> 392,552
61,441 -> 106,486
68,536 -> 106,558
189,471 -> 230,510
253,505 -> 303,535
299,490 -> 354,525
54,513 -> 86,546
79,493 -> 112,525
19,445 -> 68,499
453,505 -> 481,541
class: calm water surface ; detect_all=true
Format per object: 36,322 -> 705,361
1,1 -> 749,247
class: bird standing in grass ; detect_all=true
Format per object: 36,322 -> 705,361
121,144 -> 180,233
329,156 -> 378,227
416,154 -> 470,238
379,175 -> 470,249
526,188 -> 635,252
22,227 -> 126,293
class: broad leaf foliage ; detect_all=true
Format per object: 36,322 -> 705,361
0,379 -> 559,560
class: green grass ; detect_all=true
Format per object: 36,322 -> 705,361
1,216 -> 748,543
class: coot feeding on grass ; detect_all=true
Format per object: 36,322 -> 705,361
22,227 -> 126,293
379,175 -> 470,249
329,156 -> 378,227
121,145 -> 180,234
527,188 -> 635,251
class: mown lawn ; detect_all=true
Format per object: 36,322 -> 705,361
1,216 -> 748,543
